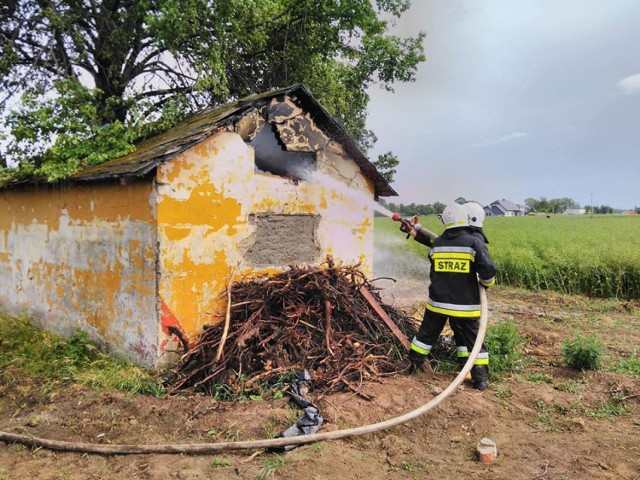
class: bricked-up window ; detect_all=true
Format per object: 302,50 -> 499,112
245,214 -> 321,267
251,123 -> 316,179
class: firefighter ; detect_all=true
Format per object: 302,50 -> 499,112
406,202 -> 497,390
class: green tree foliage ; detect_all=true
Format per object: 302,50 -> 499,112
0,0 -> 425,181
373,151 -> 399,184
524,196 -> 580,214
378,198 -> 446,216
584,205 -> 614,214
597,205 -> 614,214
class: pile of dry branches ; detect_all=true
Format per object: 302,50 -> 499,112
167,258 -> 417,397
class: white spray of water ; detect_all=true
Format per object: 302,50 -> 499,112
299,168 -> 396,217
296,166 -> 430,294
375,225 -> 430,273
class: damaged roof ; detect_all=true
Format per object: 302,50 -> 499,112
68,84 -> 397,197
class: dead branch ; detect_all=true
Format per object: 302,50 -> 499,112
166,257 -> 417,397
215,266 -> 237,363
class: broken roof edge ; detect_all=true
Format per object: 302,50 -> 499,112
2,84 -> 397,197
286,85 -> 397,198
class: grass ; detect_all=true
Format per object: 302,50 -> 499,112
611,351 -> 640,376
526,373 -> 554,384
553,379 -> 586,394
211,458 -> 231,468
255,454 -> 285,480
0,309 -> 294,402
0,313 -> 164,395
375,214 -> 640,300
493,386 -> 513,399
586,400 -> 631,419
488,215 -> 640,300
312,442 -> 325,453
210,371 -> 291,401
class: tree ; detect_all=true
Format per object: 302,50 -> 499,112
597,205 -> 613,214
432,201 -> 446,215
377,198 -> 446,216
372,151 -> 399,184
0,0 -> 425,180
524,197 -> 538,213
559,197 -> 579,210
524,196 -> 580,214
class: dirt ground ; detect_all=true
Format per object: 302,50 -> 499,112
1,283 -> 639,480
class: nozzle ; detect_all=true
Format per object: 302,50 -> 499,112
391,212 -> 401,221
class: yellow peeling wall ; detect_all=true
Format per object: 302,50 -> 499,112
155,131 -> 376,364
0,182 -> 159,366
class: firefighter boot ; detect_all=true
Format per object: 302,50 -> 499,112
407,350 -> 427,374
471,365 -> 489,390
458,358 -> 472,380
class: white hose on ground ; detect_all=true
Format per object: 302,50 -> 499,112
0,288 -> 489,455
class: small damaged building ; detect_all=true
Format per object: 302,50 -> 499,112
0,85 -> 396,368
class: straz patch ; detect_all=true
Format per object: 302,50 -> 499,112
434,259 -> 470,273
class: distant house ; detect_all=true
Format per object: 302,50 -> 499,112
484,199 -> 525,217
564,208 -> 586,215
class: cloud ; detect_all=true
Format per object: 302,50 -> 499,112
616,73 -> 640,94
473,131 -> 529,148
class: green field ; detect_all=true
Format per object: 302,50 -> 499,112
375,214 -> 640,300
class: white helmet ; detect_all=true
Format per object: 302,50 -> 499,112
464,202 -> 485,228
441,203 -> 468,229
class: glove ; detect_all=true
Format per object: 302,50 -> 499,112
399,219 -> 413,238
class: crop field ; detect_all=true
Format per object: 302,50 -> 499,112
375,214 -> 640,300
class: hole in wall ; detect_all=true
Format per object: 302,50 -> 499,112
251,123 -> 316,180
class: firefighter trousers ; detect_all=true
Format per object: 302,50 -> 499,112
410,308 -> 489,383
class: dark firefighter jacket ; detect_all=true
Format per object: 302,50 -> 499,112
416,227 -> 497,318
414,229 -> 434,248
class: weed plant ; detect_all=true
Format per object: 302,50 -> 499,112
562,333 -> 605,371
484,318 -> 526,375
526,373 -> 553,384
211,458 -> 230,468
0,313 -> 164,395
428,319 -> 525,377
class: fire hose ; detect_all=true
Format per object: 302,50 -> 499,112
0,288 -> 488,455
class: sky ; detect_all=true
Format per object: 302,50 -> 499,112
366,0 -> 640,210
